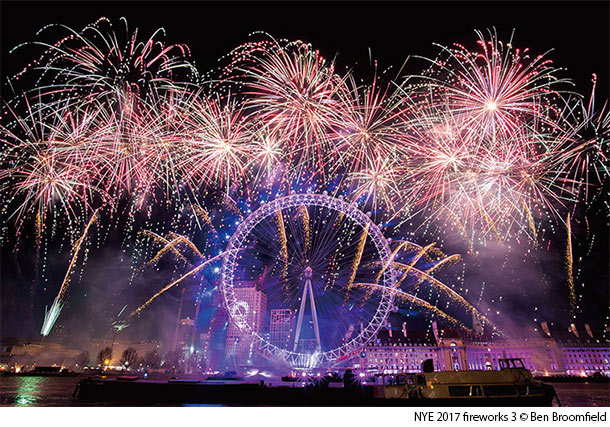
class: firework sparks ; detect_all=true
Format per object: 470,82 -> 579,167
1,21 -> 606,352
565,213 -> 576,317
141,235 -> 192,271
40,302 -> 62,336
274,210 -> 289,283
126,251 -> 229,320
140,230 -> 190,264
15,17 -> 198,106
345,223 -> 369,299
422,29 -> 571,138
352,283 -> 470,331
40,209 -> 98,336
226,36 -> 346,182
298,205 -> 311,254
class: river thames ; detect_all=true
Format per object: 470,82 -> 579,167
0,376 -> 608,406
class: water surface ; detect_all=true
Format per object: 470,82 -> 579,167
1,376 -> 608,407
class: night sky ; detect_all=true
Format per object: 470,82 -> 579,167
1,1 -> 608,344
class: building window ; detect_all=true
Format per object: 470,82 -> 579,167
448,386 -> 470,397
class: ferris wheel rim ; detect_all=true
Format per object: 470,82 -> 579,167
220,192 -> 397,367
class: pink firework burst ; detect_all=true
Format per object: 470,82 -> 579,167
423,29 -> 572,139
226,36 -> 347,181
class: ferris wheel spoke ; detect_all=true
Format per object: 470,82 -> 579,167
221,193 -> 396,368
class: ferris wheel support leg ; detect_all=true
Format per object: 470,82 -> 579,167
308,279 -> 322,352
293,283 -> 309,352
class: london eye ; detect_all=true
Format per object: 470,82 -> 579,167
221,193 -> 397,368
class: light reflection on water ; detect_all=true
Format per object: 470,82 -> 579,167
1,376 -> 81,406
1,376 -> 608,406
1,376 -> 180,406
14,377 -> 45,406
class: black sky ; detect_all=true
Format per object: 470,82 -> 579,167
1,1 -> 609,94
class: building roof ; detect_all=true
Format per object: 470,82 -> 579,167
529,322 -> 608,345
371,328 -> 437,346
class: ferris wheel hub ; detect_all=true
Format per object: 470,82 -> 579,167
304,266 -> 313,278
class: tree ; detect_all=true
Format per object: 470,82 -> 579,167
97,346 -> 113,366
120,347 -> 138,369
142,350 -> 161,369
75,351 -> 90,369
185,352 -> 206,374
163,349 -> 185,374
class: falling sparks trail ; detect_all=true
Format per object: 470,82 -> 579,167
565,213 -> 576,316
345,223 -> 369,301
56,209 -> 99,301
142,236 -> 192,271
41,209 -> 99,336
299,205 -> 311,254
275,210 -> 289,284
168,231 -> 205,259
394,243 -> 436,288
141,230 -> 190,263
413,266 -> 496,329
353,283 -> 470,331
126,251 -> 231,320
192,205 -> 219,239
523,201 -> 538,242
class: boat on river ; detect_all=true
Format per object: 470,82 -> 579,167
372,358 -> 558,406
73,358 -> 558,406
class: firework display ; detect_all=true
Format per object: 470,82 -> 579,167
1,19 -> 608,367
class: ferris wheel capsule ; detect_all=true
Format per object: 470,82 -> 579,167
220,193 -> 397,369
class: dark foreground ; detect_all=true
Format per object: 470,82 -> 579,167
73,376 -> 558,406
1,376 -> 608,407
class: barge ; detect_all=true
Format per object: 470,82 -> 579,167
73,358 -> 558,406
372,359 -> 558,406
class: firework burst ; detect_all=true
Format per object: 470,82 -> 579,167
1,20 -> 607,349
226,36 -> 347,182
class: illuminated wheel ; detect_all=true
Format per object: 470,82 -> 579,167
221,193 -> 396,368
